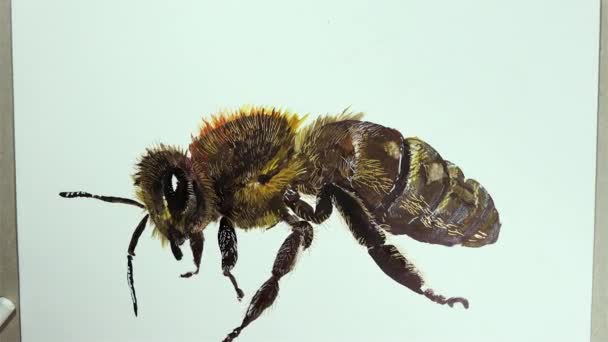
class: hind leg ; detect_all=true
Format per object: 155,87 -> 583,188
329,183 -> 469,309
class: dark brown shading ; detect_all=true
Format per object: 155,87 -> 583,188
218,217 -> 244,300
375,136 -> 410,218
222,219 -> 313,342
286,183 -> 469,309
296,119 -> 501,248
283,185 -> 332,224
181,231 -> 204,278
169,237 -> 183,261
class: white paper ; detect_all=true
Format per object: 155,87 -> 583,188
12,1 -> 599,341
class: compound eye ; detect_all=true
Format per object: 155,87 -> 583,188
163,168 -> 188,217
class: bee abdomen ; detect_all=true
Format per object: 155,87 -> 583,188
436,163 -> 500,247
383,138 -> 501,247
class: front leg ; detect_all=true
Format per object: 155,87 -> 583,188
169,240 -> 183,261
222,219 -> 313,342
218,217 -> 244,300
168,228 -> 184,261
180,231 -> 204,278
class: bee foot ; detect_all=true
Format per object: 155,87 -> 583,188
180,270 -> 199,278
223,327 -> 242,342
423,289 -> 469,309
236,288 -> 245,301
447,297 -> 469,309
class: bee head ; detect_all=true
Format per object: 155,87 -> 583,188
133,145 -> 215,245
59,144 -> 217,316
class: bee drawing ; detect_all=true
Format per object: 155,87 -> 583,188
59,105 -> 501,342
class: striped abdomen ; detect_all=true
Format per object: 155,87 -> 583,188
297,119 -> 501,248
381,138 -> 501,247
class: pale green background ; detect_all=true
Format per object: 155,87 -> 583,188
12,1 -> 599,341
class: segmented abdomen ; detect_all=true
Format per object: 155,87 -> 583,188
381,138 -> 501,247
297,119 -> 500,248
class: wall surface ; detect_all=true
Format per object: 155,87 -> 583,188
0,0 -> 21,341
10,1 -> 601,342
592,1 -> 608,341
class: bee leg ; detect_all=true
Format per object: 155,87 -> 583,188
283,184 -> 332,224
218,217 -> 244,300
330,184 -> 469,309
222,221 -> 313,342
169,239 -> 183,261
168,228 -> 185,261
180,231 -> 204,278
